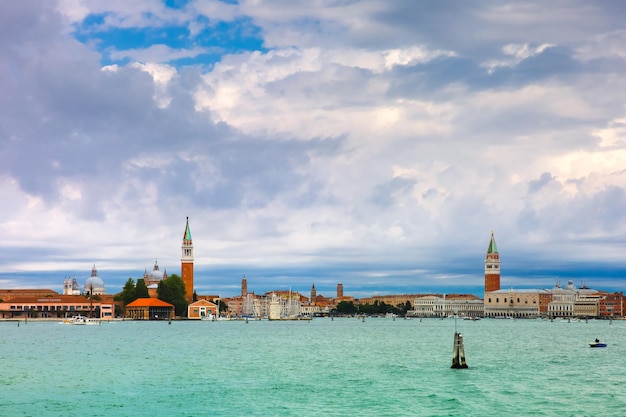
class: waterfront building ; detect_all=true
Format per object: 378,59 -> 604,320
547,280 -> 576,317
0,294 -> 114,319
600,292 -> 624,317
188,299 -> 218,320
574,284 -> 602,317
411,295 -> 484,318
337,282 -> 343,298
538,291 -> 552,315
410,295 -> 440,317
300,303 -> 322,316
181,217 -> 194,300
484,289 -> 544,318
125,298 -> 173,320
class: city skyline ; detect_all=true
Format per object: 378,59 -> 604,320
2,1 -> 626,296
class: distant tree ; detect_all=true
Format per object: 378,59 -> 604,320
215,299 -> 228,315
192,291 -> 198,302
358,302 -> 375,315
136,278 -> 149,298
336,300 -> 357,315
158,274 -> 188,316
115,278 -> 138,305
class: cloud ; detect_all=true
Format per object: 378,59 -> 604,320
1,1 -> 626,297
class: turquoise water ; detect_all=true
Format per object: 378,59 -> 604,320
2,318 -> 625,416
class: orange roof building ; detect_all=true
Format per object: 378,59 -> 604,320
126,298 -> 174,320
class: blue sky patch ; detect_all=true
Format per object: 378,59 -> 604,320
73,11 -> 265,67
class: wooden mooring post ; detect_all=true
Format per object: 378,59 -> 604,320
451,332 -> 468,369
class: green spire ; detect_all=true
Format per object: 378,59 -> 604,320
184,217 -> 192,241
487,231 -> 498,253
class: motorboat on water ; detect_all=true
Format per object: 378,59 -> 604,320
63,315 -> 100,325
589,339 -> 607,348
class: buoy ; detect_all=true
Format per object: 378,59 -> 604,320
451,332 -> 468,369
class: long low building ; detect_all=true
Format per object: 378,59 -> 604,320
0,295 -> 115,319
483,289 -> 546,318
410,295 -> 484,318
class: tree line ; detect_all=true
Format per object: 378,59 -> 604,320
114,274 -> 188,316
334,300 -> 412,316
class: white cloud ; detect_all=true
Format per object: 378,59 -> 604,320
2,1 -> 626,296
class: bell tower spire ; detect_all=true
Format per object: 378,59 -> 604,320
181,217 -> 194,300
484,231 -> 500,293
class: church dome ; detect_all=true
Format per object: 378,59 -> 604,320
84,265 -> 106,295
144,259 -> 167,285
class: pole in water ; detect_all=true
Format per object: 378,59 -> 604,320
451,332 -> 468,369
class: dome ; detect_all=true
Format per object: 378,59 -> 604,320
144,259 -> 167,286
84,265 -> 106,295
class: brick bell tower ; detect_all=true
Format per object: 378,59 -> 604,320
484,231 -> 501,293
181,217 -> 194,300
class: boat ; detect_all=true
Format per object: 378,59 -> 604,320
589,339 -> 607,348
63,315 -> 100,325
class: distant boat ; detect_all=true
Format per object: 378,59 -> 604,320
589,339 -> 607,348
63,315 -> 100,325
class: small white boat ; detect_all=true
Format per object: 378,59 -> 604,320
64,315 -> 100,325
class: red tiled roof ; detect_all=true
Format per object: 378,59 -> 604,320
126,298 -> 173,307
4,295 -> 92,303
189,299 -> 216,307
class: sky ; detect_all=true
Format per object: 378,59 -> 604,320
1,1 -> 626,299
